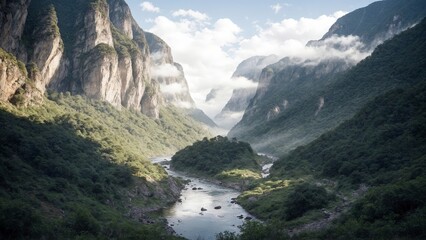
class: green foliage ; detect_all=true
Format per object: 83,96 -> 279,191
284,183 -> 332,220
230,20 -> 426,238
90,0 -> 108,18
82,43 -> 117,63
171,136 -> 261,186
0,48 -> 28,76
0,92 -> 208,239
0,199 -> 43,239
112,26 -> 140,58
216,221 -> 289,240
230,16 -> 426,156
247,66 -> 426,238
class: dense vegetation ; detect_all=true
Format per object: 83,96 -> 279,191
218,17 -> 426,240
321,0 -> 426,45
230,11 -> 426,156
0,93 -> 209,239
171,136 -> 262,188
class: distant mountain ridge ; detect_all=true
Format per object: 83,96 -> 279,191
229,0 -> 426,155
215,55 -> 279,129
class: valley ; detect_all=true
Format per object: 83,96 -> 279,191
1,0 -> 426,239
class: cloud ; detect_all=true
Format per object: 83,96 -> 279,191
160,83 -> 186,95
235,11 -> 347,59
214,110 -> 245,131
140,1 -> 159,13
304,34 -> 370,63
271,3 -> 282,14
151,64 -> 181,78
148,16 -> 242,117
228,77 -> 258,89
172,9 -> 209,22
147,11 -> 366,119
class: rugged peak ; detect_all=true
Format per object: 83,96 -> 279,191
145,32 -> 174,65
108,0 -> 133,39
316,0 -> 426,49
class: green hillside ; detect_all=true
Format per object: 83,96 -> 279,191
171,136 -> 262,189
0,93 -> 209,239
224,18 -> 426,240
230,17 -> 426,155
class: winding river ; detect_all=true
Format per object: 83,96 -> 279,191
151,157 -> 256,240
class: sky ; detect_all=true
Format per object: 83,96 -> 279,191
125,0 -> 378,120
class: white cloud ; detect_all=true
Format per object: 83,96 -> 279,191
236,11 -> 347,59
160,83 -> 185,95
140,1 -> 159,13
151,64 -> 181,78
214,110 -> 245,131
148,16 -> 242,117
147,11 -> 367,120
271,3 -> 282,14
228,77 -> 258,89
172,9 -> 209,22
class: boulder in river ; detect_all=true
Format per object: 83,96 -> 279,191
245,216 -> 252,220
214,206 -> 222,209
237,215 -> 244,219
192,187 -> 197,190
201,207 -> 207,211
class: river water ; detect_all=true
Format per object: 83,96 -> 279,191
151,157 -> 255,240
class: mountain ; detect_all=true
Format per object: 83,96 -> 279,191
229,0 -> 426,155
145,31 -> 217,128
215,55 -> 280,129
317,0 -> 426,49
234,18 -> 426,239
0,0 -> 211,238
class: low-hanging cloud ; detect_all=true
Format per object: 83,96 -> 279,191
160,83 -> 186,95
147,10 -> 376,119
151,64 -> 181,78
214,110 -> 245,131
228,76 -> 258,90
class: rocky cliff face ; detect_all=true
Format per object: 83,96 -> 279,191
0,0 -> 31,59
0,0 -> 165,119
215,55 -> 279,129
145,32 -> 195,108
313,0 -> 426,50
145,31 -> 217,127
229,0 -> 426,155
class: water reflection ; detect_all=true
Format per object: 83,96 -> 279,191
151,157 -> 255,240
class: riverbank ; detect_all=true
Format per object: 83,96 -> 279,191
151,156 -> 257,240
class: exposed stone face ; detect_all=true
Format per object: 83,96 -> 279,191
0,0 -> 170,119
145,31 -> 196,109
80,44 -> 121,107
0,0 -> 31,57
0,51 -> 26,102
0,49 -> 42,106
141,83 -> 160,119
215,55 -> 280,129
108,0 -> 133,39
145,32 -> 173,65
78,1 -> 114,53
29,6 -> 64,93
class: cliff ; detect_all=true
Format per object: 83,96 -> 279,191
229,0 -> 426,154
0,0 -> 163,118
215,55 -> 279,129
145,31 -> 217,127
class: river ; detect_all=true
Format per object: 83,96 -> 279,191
151,157 -> 256,240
